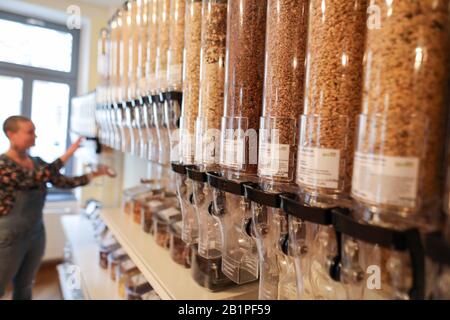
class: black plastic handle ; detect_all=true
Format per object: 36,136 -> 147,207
142,95 -> 150,105
331,208 -> 425,300
206,172 -> 245,196
332,209 -> 409,251
171,162 -> 195,175
280,195 -> 335,225
186,168 -> 207,182
134,98 -> 142,107
425,232 -> 450,266
167,91 -> 183,106
243,184 -> 283,208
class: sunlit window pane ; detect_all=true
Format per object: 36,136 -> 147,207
31,80 -> 70,163
0,75 -> 23,153
0,19 -> 73,72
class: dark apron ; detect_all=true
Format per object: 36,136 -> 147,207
0,158 -> 47,299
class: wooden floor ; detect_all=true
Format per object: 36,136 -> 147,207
1,261 -> 63,300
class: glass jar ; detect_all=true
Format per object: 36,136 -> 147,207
118,258 -> 140,298
189,169 -> 223,259
152,92 -> 171,165
133,189 -> 165,224
111,11 -> 123,104
142,199 -> 166,233
247,184 -> 298,300
169,220 -> 191,267
128,0 -> 140,102
220,0 -> 267,176
130,0 -> 150,158
122,185 -> 152,215
125,273 -> 155,300
93,222 -> 108,241
125,103 -> 138,155
289,0 -> 368,301
173,164 -> 198,244
107,248 -> 128,281
133,193 -> 148,224
351,0 -> 450,231
155,0 -> 171,92
120,2 -> 132,103
97,28 -> 110,144
135,100 -> 149,159
179,0 -> 202,165
99,237 -> 120,269
195,0 -> 228,171
190,244 -> 234,292
137,0 -> 150,98
165,1 -> 186,164
107,16 -> 116,107
259,0 -> 309,299
167,0 -> 186,91
145,0 -> 159,93
258,0 -> 308,184
146,95 -> 161,161
346,2 -> 450,296
296,0 -> 367,208
153,207 -> 182,248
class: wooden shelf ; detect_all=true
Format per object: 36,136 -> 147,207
100,208 -> 259,300
61,215 -> 123,300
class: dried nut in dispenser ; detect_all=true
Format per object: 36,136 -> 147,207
351,0 -> 450,229
156,0 -> 171,91
180,0 -> 202,164
196,0 -> 228,167
296,0 -> 367,205
221,0 -> 267,174
258,0 -> 308,182
167,0 -> 186,90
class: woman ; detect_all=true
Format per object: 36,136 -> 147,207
0,115 -> 112,300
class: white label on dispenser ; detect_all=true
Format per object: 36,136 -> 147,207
181,133 -> 195,161
351,152 -> 419,208
259,142 -> 290,178
297,147 -> 340,189
203,132 -> 220,165
194,130 -> 203,163
159,207 -> 180,221
224,139 -> 245,169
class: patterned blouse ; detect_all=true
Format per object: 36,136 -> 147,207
0,154 -> 90,216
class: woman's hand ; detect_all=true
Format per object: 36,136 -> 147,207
59,137 -> 84,164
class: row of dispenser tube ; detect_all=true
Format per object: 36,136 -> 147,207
108,95 -> 450,299
171,147 -> 450,300
96,0 -> 450,299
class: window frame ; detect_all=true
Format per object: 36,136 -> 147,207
0,10 -> 81,196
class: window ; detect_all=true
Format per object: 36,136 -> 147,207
0,75 -> 23,153
0,18 -> 73,72
30,80 -> 70,163
0,10 -> 80,192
